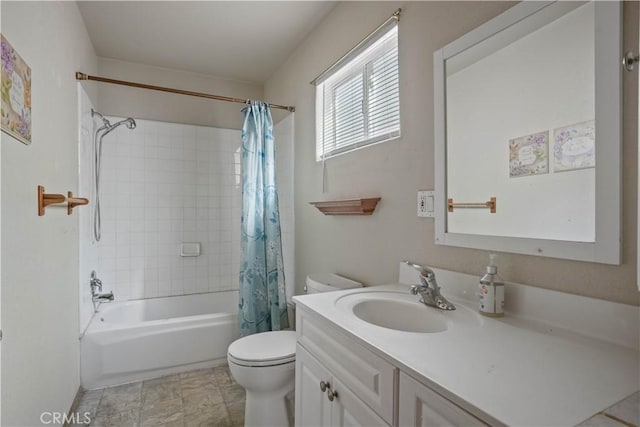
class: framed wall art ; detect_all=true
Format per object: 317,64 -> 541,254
1,34 -> 31,145
509,130 -> 549,178
553,120 -> 595,172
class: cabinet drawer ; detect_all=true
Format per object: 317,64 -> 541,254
297,310 -> 396,424
399,372 -> 488,427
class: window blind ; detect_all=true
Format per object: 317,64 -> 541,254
315,21 -> 400,161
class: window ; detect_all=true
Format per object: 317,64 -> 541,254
315,19 -> 400,161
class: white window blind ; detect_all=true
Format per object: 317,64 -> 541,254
315,20 -> 400,161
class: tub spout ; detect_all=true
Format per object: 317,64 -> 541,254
94,291 -> 114,302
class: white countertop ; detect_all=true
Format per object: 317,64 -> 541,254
293,268 -> 640,426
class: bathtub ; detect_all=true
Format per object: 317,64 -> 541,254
81,290 -> 239,389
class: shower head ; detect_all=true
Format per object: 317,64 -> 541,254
111,117 -> 136,131
92,109 -> 136,137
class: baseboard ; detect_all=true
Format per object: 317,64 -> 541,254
63,387 -> 84,427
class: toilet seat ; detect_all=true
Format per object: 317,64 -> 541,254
227,330 -> 296,367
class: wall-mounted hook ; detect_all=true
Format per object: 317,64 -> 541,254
623,51 -> 639,72
37,186 -> 66,216
67,191 -> 89,215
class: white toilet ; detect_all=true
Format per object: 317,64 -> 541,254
227,273 -> 362,427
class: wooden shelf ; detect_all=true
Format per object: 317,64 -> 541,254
310,198 -> 381,216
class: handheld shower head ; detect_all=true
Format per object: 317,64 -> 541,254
91,109 -> 136,133
121,118 -> 136,130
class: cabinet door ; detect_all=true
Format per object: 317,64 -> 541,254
399,373 -> 487,427
296,345 -> 332,427
331,377 -> 389,427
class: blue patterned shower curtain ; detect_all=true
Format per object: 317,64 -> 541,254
238,101 -> 289,336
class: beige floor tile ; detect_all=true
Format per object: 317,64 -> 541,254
220,384 -> 245,405
184,402 -> 232,427
226,402 -> 245,427
142,376 -> 182,405
91,408 -> 140,427
76,389 -> 104,421
213,366 -> 236,388
140,397 -> 183,426
181,374 -> 217,392
100,382 -> 142,413
88,365 -> 245,427
183,389 -> 226,414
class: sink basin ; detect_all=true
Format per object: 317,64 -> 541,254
335,290 -> 482,333
352,299 -> 448,333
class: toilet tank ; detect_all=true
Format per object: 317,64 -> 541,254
305,273 -> 362,294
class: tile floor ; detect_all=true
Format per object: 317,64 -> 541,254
74,365 -> 245,427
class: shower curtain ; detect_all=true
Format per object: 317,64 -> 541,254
238,101 -> 289,336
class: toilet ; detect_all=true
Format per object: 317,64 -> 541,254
227,273 -> 362,427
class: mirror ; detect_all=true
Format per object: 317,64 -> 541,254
434,1 -> 622,264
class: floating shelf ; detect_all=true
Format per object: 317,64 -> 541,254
310,198 -> 381,216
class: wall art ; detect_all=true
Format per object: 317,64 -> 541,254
553,120 -> 595,172
1,34 -> 31,145
509,130 -> 548,178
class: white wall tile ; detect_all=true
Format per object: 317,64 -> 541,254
80,116 -> 294,303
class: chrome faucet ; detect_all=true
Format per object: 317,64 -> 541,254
403,261 -> 455,310
90,270 -> 114,311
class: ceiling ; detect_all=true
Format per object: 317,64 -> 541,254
78,1 -> 337,83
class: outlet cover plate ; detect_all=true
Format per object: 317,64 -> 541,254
418,190 -> 435,218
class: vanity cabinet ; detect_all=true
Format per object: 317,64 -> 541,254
295,308 -> 489,427
295,345 -> 388,426
398,372 -> 488,426
295,310 -> 395,426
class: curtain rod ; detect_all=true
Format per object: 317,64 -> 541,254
75,72 -> 295,112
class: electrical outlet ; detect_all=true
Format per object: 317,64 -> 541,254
417,190 -> 435,218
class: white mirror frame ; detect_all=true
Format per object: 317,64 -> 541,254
434,1 -> 622,265
637,13 -> 640,289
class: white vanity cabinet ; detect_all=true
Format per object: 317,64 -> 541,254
398,372 -> 488,427
295,308 -> 490,427
295,345 -> 388,426
295,310 -> 395,426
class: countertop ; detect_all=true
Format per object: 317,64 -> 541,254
293,276 -> 639,426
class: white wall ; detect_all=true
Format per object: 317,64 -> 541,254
265,1 -> 639,306
1,1 -> 97,425
274,114 -> 295,301
447,3 -> 595,242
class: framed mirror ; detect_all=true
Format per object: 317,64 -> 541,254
434,1 -> 622,264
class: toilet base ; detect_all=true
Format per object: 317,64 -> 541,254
228,360 -> 295,427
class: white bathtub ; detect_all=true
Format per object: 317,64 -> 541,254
81,291 -> 239,389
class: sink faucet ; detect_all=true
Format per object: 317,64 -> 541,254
403,261 -> 455,310
90,270 -> 114,312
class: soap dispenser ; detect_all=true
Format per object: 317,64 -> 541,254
479,254 -> 504,317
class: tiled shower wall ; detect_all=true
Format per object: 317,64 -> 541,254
78,86 -> 294,332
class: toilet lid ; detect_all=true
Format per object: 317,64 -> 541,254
227,330 -> 296,367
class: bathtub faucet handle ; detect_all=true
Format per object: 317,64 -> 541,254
90,270 -> 102,293
90,271 -> 114,312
